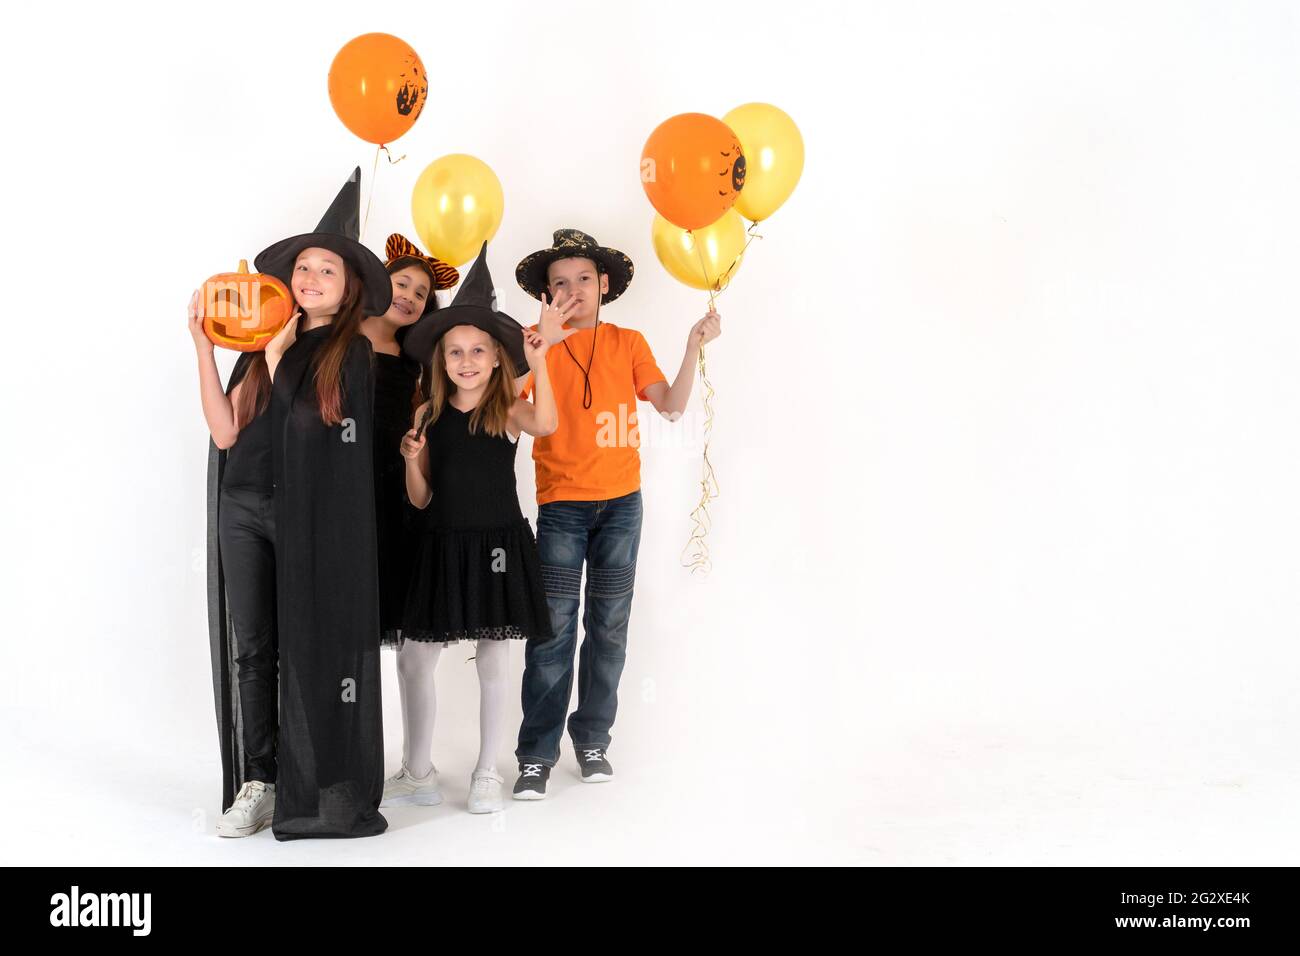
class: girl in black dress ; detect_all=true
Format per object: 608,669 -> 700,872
362,234 -> 460,645
383,242 -> 557,814
250,167 -> 395,840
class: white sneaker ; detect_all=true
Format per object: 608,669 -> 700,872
216,780 -> 275,837
381,764 -> 444,807
468,769 -> 505,814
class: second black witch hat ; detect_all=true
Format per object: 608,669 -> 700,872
402,241 -> 527,375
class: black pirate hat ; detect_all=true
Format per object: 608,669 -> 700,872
515,228 -> 634,304
402,241 -> 527,375
254,167 -> 393,316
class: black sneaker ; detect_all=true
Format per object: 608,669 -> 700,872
512,762 -> 550,800
577,747 -> 613,783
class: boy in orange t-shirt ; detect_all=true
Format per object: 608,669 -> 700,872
510,229 -> 720,798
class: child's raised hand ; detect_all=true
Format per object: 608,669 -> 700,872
691,309 -> 722,348
266,309 -> 302,358
537,292 -> 579,345
523,329 -> 549,370
400,425 -> 426,460
188,289 -> 213,354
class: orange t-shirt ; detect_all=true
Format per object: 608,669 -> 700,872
518,321 -> 667,505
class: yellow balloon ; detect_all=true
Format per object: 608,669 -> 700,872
410,154 -> 504,267
722,103 -> 804,223
651,210 -> 748,292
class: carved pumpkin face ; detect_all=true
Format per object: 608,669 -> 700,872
202,260 -> 293,352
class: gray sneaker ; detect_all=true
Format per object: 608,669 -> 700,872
512,762 -> 550,800
578,748 -> 613,783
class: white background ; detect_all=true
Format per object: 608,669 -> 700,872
1,0 -> 1297,865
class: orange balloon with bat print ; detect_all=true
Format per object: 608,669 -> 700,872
202,260 -> 294,352
641,112 -> 746,231
328,33 -> 427,145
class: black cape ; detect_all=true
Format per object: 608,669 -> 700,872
269,325 -> 387,840
206,351 -> 262,814
372,352 -> 421,642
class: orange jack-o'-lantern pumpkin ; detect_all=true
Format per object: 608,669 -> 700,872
202,260 -> 293,352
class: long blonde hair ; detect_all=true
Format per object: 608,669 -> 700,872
423,333 -> 518,437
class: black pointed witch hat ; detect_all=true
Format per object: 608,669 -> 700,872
401,241 -> 527,376
254,167 -> 393,316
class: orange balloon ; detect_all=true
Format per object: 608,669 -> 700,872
640,113 -> 746,230
328,33 -> 427,145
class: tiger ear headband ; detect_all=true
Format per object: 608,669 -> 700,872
384,234 -> 460,291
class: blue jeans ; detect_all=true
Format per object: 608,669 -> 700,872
516,490 -> 643,767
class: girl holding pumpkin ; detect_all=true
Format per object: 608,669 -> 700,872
252,168 -> 396,840
200,167 -> 395,840
191,278 -> 298,837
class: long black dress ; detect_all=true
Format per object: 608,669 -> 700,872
372,352 -> 421,644
270,324 -> 387,840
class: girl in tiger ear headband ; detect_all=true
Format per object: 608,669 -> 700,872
363,234 -> 459,645
509,228 -> 720,799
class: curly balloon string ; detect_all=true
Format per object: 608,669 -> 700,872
360,144 -> 407,244
680,342 -> 720,575
679,231 -> 726,575
676,219 -> 763,573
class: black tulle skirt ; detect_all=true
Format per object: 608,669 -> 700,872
387,518 -> 554,648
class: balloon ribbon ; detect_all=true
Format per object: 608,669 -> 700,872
676,219 -> 763,573
679,338 -> 720,575
360,144 -> 407,244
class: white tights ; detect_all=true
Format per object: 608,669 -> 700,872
395,639 -> 510,778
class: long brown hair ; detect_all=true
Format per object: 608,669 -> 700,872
396,260 -> 439,422
423,330 -> 518,438
310,262 -> 367,425
235,259 -> 367,428
233,353 -> 271,430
